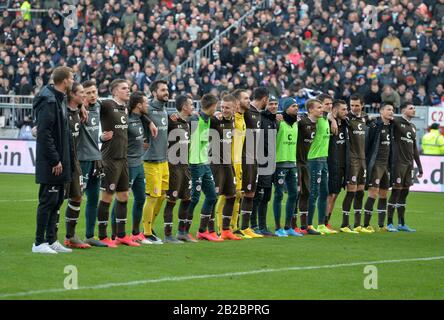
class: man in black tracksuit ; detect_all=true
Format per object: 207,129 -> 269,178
251,95 -> 278,236
32,67 -> 74,254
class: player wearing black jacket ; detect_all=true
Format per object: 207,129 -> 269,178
251,96 -> 278,237
326,100 -> 349,228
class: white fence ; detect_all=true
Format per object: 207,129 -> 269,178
0,95 -> 200,129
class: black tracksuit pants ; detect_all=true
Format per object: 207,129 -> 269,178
35,184 -> 65,246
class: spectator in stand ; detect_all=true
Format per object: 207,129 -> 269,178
365,80 -> 383,111
413,85 -> 432,106
381,84 -> 401,112
0,0 -> 443,118
430,83 -> 444,106
17,114 -> 34,140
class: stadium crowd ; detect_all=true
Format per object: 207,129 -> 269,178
0,0 -> 444,113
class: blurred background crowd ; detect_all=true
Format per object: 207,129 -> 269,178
0,0 -> 443,115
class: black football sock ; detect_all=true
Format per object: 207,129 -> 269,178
98,201 -> 110,240
397,189 -> 409,226
299,193 -> 308,228
115,200 -> 128,238
341,191 -> 355,228
387,189 -> 400,225
240,196 -> 253,230
353,190 -> 364,228
258,187 -> 271,229
164,201 -> 175,237
222,197 -> 235,230
65,200 -> 81,239
377,198 -> 387,227
363,197 -> 376,227
178,200 -> 190,233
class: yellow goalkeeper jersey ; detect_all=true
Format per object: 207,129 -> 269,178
232,112 -> 246,164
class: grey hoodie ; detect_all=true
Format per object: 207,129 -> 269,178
143,99 -> 168,162
77,102 -> 102,161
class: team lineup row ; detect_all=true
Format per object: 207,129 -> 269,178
31,67 -> 423,254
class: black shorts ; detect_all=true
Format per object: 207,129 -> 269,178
242,163 -> 258,193
393,163 -> 414,188
167,163 -> 191,201
329,166 -> 346,195
348,158 -> 366,185
368,163 -> 390,189
100,159 -> 129,193
65,161 -> 83,199
211,165 -> 236,197
298,165 -> 310,196
257,174 -> 273,188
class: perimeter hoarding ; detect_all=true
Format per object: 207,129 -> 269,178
0,139 -> 36,174
412,155 -> 444,192
1,139 -> 443,192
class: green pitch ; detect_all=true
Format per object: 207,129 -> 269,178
0,173 -> 443,300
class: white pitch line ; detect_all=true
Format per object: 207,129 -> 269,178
1,256 -> 444,299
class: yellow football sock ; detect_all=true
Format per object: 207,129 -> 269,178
152,194 -> 166,227
215,196 -> 226,233
142,196 -> 158,236
230,192 -> 242,230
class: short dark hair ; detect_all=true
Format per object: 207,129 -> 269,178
201,93 -> 218,110
150,80 -> 168,94
380,102 -> 394,110
333,99 -> 347,108
52,66 -> 72,85
232,88 -> 247,100
317,93 -> 332,103
68,82 -> 82,102
109,79 -> 128,93
431,123 -> 440,130
350,93 -> 364,105
129,91 -> 146,111
175,94 -> 191,112
252,86 -> 269,101
400,102 -> 413,111
82,79 -> 96,89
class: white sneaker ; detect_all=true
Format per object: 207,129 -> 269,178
32,243 -> 57,254
49,240 -> 73,253
140,238 -> 154,245
144,235 -> 163,245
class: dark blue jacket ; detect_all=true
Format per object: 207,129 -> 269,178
33,85 -> 72,184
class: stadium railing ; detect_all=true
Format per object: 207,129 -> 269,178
0,95 -> 200,129
5,8 -> 49,25
0,95 -> 34,129
168,0 -> 270,80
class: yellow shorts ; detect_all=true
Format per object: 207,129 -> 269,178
144,161 -> 169,197
234,163 -> 243,192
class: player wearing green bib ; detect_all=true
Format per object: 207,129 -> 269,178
306,97 -> 338,235
188,94 -> 222,242
273,98 -> 302,237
